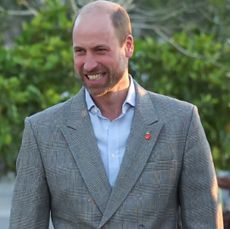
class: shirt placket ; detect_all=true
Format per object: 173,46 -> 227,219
108,121 -> 120,186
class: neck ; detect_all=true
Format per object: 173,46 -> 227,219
93,76 -> 130,120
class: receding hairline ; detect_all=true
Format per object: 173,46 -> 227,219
73,0 -> 132,44
73,0 -> 132,45
77,0 -> 122,18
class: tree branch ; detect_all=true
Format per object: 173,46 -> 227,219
117,0 -> 135,11
19,0 -> 38,16
0,6 -> 37,16
132,22 -> 228,69
69,0 -> 79,14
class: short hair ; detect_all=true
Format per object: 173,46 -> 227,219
74,1 -> 132,45
110,5 -> 132,45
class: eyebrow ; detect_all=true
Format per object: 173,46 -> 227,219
94,45 -> 110,49
73,44 -> 110,50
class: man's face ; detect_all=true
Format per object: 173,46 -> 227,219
72,13 -> 132,97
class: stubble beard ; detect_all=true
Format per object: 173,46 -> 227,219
79,59 -> 127,98
84,70 -> 122,98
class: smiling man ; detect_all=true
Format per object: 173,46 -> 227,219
72,1 -> 134,120
9,1 -> 223,228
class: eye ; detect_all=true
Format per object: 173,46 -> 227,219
73,47 -> 86,55
98,48 -> 106,51
95,46 -> 108,54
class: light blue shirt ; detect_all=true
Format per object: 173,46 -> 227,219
85,77 -> 135,186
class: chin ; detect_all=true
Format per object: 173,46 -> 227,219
88,87 -> 111,98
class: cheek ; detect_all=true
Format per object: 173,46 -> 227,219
73,57 -> 83,73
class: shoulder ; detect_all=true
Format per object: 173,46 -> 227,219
134,79 -> 194,112
146,90 -> 196,123
26,96 -> 74,128
148,91 -> 194,111
134,80 -> 196,123
26,88 -> 85,126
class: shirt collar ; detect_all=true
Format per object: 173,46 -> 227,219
85,76 -> 136,112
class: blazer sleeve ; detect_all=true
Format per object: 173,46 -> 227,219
179,106 -> 223,228
9,118 -> 50,229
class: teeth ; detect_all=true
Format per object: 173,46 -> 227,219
88,74 -> 102,80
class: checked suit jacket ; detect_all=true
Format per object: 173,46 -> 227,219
9,81 -> 223,229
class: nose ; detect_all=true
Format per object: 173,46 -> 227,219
83,54 -> 98,72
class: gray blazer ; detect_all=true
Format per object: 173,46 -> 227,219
9,81 -> 223,228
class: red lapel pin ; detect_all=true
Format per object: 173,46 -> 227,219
144,132 -> 152,140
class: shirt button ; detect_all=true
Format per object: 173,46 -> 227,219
92,108 -> 97,114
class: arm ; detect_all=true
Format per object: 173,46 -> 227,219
179,106 -> 223,228
9,118 -> 50,229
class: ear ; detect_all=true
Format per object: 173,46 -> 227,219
124,34 -> 134,58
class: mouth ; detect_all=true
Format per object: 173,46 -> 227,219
86,73 -> 104,80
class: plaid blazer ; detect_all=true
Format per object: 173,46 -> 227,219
10,81 -> 223,229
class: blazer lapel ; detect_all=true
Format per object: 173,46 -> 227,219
99,83 -> 164,227
61,88 -> 111,214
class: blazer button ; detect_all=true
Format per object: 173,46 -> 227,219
138,224 -> 145,229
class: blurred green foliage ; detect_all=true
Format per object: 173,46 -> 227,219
131,34 -> 230,169
0,1 -> 80,173
0,0 -> 229,174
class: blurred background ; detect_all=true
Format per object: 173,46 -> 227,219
0,0 -> 230,228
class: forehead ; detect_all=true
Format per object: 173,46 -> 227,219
73,13 -> 116,43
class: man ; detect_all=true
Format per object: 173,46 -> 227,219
10,0 -> 223,228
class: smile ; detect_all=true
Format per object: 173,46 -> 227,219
87,74 -> 103,80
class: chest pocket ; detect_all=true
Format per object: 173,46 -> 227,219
139,160 -> 179,190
